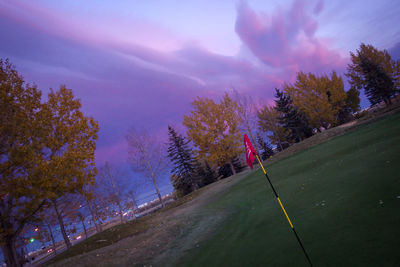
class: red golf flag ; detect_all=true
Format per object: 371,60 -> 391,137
244,134 -> 256,169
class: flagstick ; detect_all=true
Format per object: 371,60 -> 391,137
255,155 -> 313,267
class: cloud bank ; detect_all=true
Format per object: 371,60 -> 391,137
0,0 -> 350,166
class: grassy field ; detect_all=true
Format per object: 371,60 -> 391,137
48,110 -> 400,266
177,112 -> 400,266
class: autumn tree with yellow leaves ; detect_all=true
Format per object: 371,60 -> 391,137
0,59 -> 98,266
183,93 -> 243,175
284,71 -> 347,130
346,43 -> 399,106
257,106 -> 289,151
45,86 -> 99,248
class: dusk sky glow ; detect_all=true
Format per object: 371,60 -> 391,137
1,0 -> 399,193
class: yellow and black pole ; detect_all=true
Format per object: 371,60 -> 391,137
255,154 -> 313,267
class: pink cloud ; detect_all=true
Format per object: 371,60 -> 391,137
235,0 -> 347,77
0,0 -> 351,170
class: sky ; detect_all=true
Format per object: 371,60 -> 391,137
1,0 -> 400,195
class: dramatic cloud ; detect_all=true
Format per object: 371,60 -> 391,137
0,0 -> 352,169
235,0 -> 347,78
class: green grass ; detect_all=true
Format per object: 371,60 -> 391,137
47,109 -> 400,266
177,112 -> 400,266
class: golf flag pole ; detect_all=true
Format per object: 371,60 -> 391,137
244,134 -> 313,267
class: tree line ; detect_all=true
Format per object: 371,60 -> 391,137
167,43 -> 399,197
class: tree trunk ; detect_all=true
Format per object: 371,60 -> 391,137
229,161 -> 236,176
81,219 -> 88,239
118,203 -> 124,224
87,199 -> 100,233
47,223 -> 57,255
108,170 -> 124,224
1,235 -> 21,267
53,201 -> 71,248
133,208 -> 137,219
130,195 -> 137,219
145,157 -> 164,207
278,139 -> 283,151
190,174 -> 199,191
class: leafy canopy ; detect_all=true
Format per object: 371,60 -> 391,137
284,71 -> 347,128
346,43 -> 399,106
183,93 -> 243,168
0,59 -> 98,266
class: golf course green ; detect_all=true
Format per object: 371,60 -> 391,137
177,112 -> 400,266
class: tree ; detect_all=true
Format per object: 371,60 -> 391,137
36,214 -> 58,256
31,211 -> 58,256
97,162 -> 127,224
284,71 -> 347,129
231,89 -> 259,154
76,211 -> 88,239
126,128 -> 167,207
218,157 -> 245,178
0,59 -> 50,267
39,193 -> 85,249
337,88 -> 361,124
257,105 -> 289,151
84,184 -> 110,232
345,87 -> 361,113
193,160 -> 218,187
126,189 -> 138,219
274,89 -> 313,143
257,134 -> 274,160
167,126 -> 198,197
346,43 -> 399,106
44,86 -> 99,248
183,93 -> 243,175
0,59 -> 99,266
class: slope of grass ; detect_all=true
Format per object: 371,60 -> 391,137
177,112 -> 400,266
47,109 -> 400,266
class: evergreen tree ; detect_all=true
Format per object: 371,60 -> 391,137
274,89 -> 313,143
232,157 -> 246,173
218,157 -> 245,178
257,134 -> 274,160
167,126 -> 198,196
194,160 -> 218,187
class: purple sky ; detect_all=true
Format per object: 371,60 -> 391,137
1,0 -> 399,194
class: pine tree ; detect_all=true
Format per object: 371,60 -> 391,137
167,126 -> 198,196
218,157 -> 245,178
257,134 -> 274,160
274,89 -> 313,143
194,160 -> 218,187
